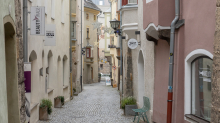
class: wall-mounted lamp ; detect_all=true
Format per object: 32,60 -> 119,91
109,18 -> 122,37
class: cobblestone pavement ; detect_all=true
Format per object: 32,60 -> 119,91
38,81 -> 135,123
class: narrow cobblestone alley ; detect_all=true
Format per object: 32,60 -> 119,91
38,81 -> 134,123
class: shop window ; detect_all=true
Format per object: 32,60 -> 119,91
86,13 -> 89,20
191,57 -> 212,121
128,0 -> 137,4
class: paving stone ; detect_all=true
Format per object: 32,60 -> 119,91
38,81 -> 140,123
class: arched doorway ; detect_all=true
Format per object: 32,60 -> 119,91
2,20 -> 20,122
138,50 -> 145,107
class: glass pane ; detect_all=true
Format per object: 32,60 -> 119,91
191,57 -> 212,121
128,0 -> 137,4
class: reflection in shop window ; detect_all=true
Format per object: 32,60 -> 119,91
191,57 -> 212,121
128,0 -> 137,4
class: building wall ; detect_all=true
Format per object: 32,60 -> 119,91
24,0 -> 70,122
0,0 -> 21,123
173,0 -> 215,122
83,9 -> 99,84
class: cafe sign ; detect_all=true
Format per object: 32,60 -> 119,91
128,39 -> 138,49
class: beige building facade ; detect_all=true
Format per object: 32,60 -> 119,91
83,0 -> 101,84
23,0 -> 71,122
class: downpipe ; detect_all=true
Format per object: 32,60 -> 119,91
167,0 -> 180,122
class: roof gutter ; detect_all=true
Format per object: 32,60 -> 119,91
167,0 -> 184,122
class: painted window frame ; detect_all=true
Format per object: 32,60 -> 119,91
61,0 -> 65,23
51,0 -> 55,19
184,49 -> 213,122
86,13 -> 89,20
190,56 -> 212,122
86,48 -> 91,58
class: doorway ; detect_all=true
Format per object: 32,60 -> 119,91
4,21 -> 20,123
138,50 -> 145,107
91,67 -> 93,80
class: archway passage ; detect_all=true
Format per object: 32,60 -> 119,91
138,50 -> 145,107
4,22 -> 20,123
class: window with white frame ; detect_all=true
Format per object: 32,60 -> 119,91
146,0 -> 153,3
45,0 -> 48,14
51,0 -> 55,19
61,0 -> 65,23
191,57 -> 212,121
99,1 -> 103,5
128,0 -> 137,4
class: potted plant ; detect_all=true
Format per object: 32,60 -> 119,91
98,73 -> 101,82
39,99 -> 52,120
59,96 -> 65,105
54,96 -> 62,108
121,96 -> 137,116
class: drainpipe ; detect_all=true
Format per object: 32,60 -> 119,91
167,0 -> 180,122
120,0 -> 123,96
80,0 -> 83,92
70,0 -> 73,98
23,0 -> 28,62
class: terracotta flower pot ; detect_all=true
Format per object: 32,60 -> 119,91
54,97 -> 62,108
39,106 -> 48,121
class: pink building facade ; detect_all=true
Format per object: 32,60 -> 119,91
143,0 -> 215,122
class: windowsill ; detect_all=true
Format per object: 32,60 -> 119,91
47,88 -> 54,94
185,114 -> 210,123
63,85 -> 68,89
30,102 -> 39,111
51,17 -> 55,20
61,22 -> 65,24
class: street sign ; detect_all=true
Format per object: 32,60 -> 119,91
44,24 -> 56,46
112,66 -> 116,70
30,6 -> 45,35
128,38 -> 138,49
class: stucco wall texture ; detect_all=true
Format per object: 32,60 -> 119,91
0,1 -> 21,123
23,0 -> 70,122
83,11 -> 99,84
142,0 -> 216,123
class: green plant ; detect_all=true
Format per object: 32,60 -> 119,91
98,73 -> 101,77
121,96 -> 137,109
40,99 -> 53,115
73,88 -> 76,92
58,96 -> 64,104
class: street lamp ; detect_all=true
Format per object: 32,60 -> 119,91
110,18 -> 121,36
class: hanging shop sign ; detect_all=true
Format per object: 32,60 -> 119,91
128,38 -> 138,49
30,6 -> 45,35
112,66 -> 116,70
45,24 -> 56,46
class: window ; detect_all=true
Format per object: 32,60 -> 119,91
86,13 -> 89,20
128,0 -> 137,4
99,1 -> 103,5
71,22 -> 75,38
61,0 -> 65,23
111,36 -> 114,45
94,15 -> 96,21
87,28 -> 90,38
100,64 -> 103,70
191,57 -> 212,121
86,48 -> 90,58
51,0 -> 55,19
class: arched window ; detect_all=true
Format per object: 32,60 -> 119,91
191,57 -> 212,121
